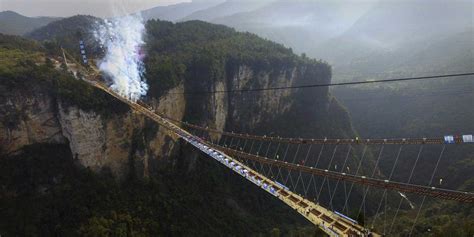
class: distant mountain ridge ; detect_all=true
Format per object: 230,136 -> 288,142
314,0 -> 473,67
140,0 -> 474,73
0,11 -> 60,36
210,0 -> 371,55
27,15 -> 100,41
181,0 -> 273,22
141,0 -> 224,21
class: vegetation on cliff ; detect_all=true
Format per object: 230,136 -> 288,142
0,143 -> 325,236
1,22 -> 331,236
145,20 -> 331,97
26,18 -> 331,99
6,15 -> 469,236
0,34 -> 129,119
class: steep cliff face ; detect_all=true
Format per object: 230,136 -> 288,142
0,81 -> 188,178
181,62 -> 332,135
1,21 -> 352,179
58,104 -> 106,168
0,19 -> 360,236
226,64 -> 331,132
0,60 -> 337,180
0,86 -> 65,151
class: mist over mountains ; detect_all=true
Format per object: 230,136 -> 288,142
138,0 -> 473,80
141,0 -> 225,22
315,0 -> 473,73
3,0 -> 471,74
182,0 -> 274,22
136,0 -> 374,56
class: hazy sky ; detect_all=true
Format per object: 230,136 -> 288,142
0,0 -> 190,17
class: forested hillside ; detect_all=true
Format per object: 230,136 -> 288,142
0,16 -> 358,236
1,1 -> 472,234
0,28 -> 322,236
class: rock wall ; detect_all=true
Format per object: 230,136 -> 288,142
58,104 -> 106,169
0,87 -> 65,152
0,79 -> 188,177
0,61 -> 336,178
182,62 -> 331,136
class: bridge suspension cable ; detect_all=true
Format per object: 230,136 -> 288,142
356,145 -> 385,218
154,115 -> 472,145
67,49 -> 473,236
388,145 -> 425,234
169,72 -> 474,95
85,79 -> 373,236
186,122 -> 474,235
369,145 -> 404,232
205,142 -> 474,203
408,145 -> 446,237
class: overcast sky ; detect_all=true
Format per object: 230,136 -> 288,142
1,0 -> 191,17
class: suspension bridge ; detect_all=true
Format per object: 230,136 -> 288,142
62,52 -> 473,237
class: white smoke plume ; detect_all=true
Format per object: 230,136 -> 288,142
93,13 -> 148,102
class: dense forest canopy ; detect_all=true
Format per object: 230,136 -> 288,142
144,19 -> 330,97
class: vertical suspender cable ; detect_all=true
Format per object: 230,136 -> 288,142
343,145 -> 368,214
317,145 -> 339,202
255,140 -> 265,173
294,144 -> 314,192
357,145 -> 385,218
305,144 -> 325,199
276,144 -> 291,182
330,145 -> 352,210
388,145 -> 424,235
370,145 -> 404,229
221,135 -> 228,146
262,141 -> 274,177
408,145 -> 446,237
263,141 -> 274,177
241,138 -> 249,152
284,143 -> 302,188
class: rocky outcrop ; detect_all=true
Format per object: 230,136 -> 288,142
0,87 -> 65,152
226,65 -> 309,128
183,62 -> 331,137
0,59 -> 338,179
58,104 -> 105,168
0,81 -> 186,178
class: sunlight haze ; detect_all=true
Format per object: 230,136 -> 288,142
1,0 -> 191,17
